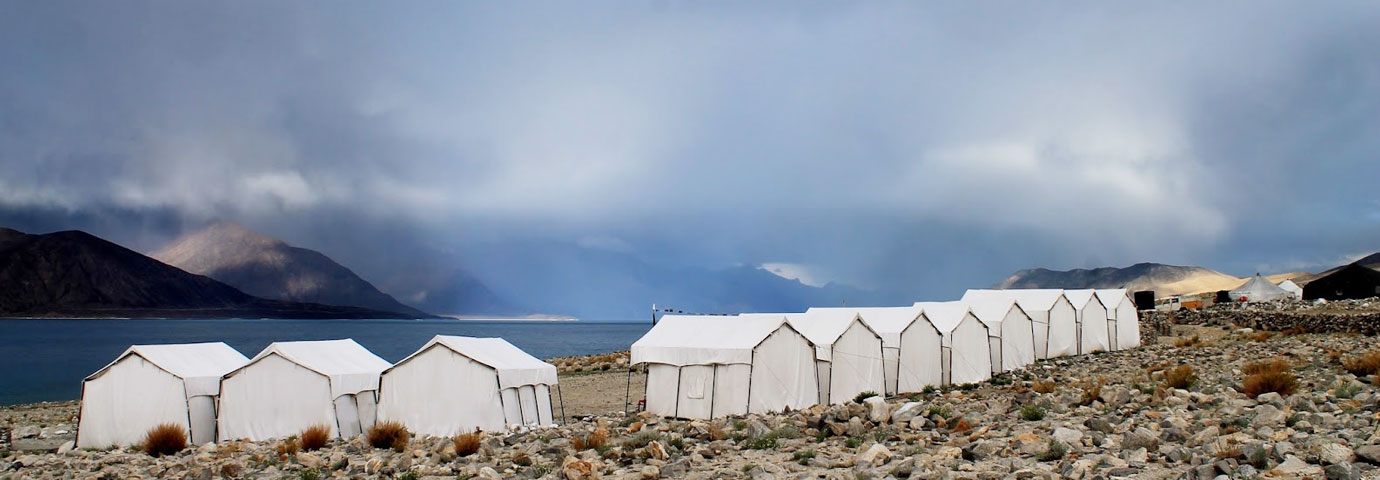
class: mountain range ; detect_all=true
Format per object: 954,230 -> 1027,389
0,228 -> 418,318
151,222 -> 429,317
991,260 -> 1371,296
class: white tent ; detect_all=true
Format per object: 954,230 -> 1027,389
810,306 -> 942,395
631,314 -> 817,419
78,342 -> 248,448
1278,279 -> 1304,299
786,310 -> 886,404
218,339 -> 392,441
963,299 -> 1036,373
378,336 -> 559,436
1064,290 -> 1110,354
962,290 -> 1078,359
1228,274 -> 1292,302
914,302 -> 991,386
1095,289 -> 1141,350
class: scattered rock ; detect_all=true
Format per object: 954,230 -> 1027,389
855,443 -> 892,467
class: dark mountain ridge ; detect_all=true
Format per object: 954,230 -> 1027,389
0,227 -> 417,319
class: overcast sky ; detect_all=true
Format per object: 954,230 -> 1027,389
2,2 -> 1378,301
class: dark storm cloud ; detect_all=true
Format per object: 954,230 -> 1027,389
1,1 -> 1378,305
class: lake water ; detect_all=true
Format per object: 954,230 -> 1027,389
0,319 -> 652,405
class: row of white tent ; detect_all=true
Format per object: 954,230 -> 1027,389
630,288 -> 1141,420
77,336 -> 559,449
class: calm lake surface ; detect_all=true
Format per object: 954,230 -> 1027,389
0,319 -> 652,405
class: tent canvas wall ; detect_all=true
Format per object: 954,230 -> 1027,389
1095,289 -> 1141,350
963,299 -> 1035,373
1277,280 -> 1304,299
812,306 -> 942,395
1229,274 -> 1291,302
1063,290 -> 1110,354
219,339 -> 391,441
631,315 -> 817,419
378,336 -> 559,436
1303,264 -> 1380,301
961,290 -> 1077,359
914,302 -> 991,386
787,311 -> 886,404
78,342 -> 248,448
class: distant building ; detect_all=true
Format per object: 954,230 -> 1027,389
1303,264 -> 1380,301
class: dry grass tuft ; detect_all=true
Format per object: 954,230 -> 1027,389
1164,365 -> 1197,390
452,430 -> 482,457
1032,380 -> 1057,394
1250,331 -> 1276,342
708,423 -> 728,441
1242,370 -> 1299,398
572,426 -> 609,451
366,421 -> 409,452
1174,335 -> 1201,348
1281,326 -> 1308,336
140,423 -> 187,457
299,424 -> 330,451
951,418 -> 971,434
1077,377 -> 1105,406
1342,351 -> 1380,377
1242,358 -> 1291,376
275,436 -> 299,458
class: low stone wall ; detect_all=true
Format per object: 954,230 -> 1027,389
1142,307 -> 1380,337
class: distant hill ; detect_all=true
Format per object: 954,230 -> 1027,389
152,222 -> 430,318
994,262 -> 1247,296
0,227 -> 412,319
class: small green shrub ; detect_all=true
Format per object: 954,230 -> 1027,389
1335,381 -> 1363,399
852,391 -> 879,403
1037,440 -> 1068,462
623,430 -> 662,449
743,433 -> 777,450
298,468 -> 322,480
793,449 -> 816,465
1019,403 -> 1046,421
927,405 -> 953,419
844,436 -> 863,448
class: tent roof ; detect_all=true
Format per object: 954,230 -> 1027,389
808,306 -> 922,335
962,289 -> 1066,312
1278,280 -> 1302,293
631,314 -> 792,366
807,306 -> 925,346
1063,289 -> 1101,309
398,336 -> 558,388
962,298 -> 1022,329
1229,274 -> 1290,300
913,301 -> 972,334
788,309 -> 872,347
88,342 -> 248,382
1094,289 -> 1131,309
251,339 -> 391,377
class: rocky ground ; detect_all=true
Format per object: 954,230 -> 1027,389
9,321 -> 1380,479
